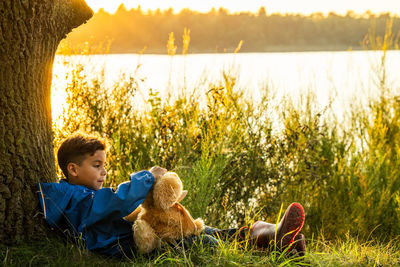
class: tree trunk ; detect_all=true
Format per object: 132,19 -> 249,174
0,0 -> 93,243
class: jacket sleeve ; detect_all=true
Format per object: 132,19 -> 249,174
79,170 -> 154,229
37,181 -> 73,228
37,170 -> 154,232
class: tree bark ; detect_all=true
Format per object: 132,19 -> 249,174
0,0 -> 93,243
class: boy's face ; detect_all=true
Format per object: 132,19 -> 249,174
68,150 -> 107,190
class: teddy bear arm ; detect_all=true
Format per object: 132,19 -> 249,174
194,218 -> 205,235
124,206 -> 142,222
175,205 -> 198,235
133,219 -> 159,253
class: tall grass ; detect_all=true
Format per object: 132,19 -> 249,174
52,20 -> 400,242
2,234 -> 400,266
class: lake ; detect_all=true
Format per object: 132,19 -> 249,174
51,51 -> 400,123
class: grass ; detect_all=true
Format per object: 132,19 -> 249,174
2,234 -> 400,266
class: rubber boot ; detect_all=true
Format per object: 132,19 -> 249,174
291,233 -> 306,256
240,203 -> 305,251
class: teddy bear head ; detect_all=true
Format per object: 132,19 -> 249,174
143,172 -> 187,210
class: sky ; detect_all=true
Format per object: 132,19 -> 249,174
85,0 -> 400,16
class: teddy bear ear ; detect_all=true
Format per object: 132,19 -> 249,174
153,172 -> 183,210
177,190 -> 187,203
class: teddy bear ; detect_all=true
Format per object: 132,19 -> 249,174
126,171 -> 204,253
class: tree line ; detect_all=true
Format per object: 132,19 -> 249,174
64,5 -> 400,54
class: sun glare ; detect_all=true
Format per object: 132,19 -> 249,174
51,62 -> 68,125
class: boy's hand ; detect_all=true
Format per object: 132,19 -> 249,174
149,166 -> 167,182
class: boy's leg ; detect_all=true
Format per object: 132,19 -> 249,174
196,203 -> 306,253
93,235 -> 137,259
240,202 -> 305,251
173,231 -> 224,251
202,226 -> 239,240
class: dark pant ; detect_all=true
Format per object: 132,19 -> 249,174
94,226 -> 239,259
175,226 -> 239,249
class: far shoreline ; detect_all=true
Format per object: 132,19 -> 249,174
55,45 -> 399,56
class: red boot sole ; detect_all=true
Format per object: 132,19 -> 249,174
281,202 -> 305,249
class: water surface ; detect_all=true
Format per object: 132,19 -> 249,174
52,51 -> 400,122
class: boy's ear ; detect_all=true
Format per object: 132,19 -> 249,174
67,162 -> 79,177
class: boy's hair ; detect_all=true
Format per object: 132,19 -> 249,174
57,134 -> 106,178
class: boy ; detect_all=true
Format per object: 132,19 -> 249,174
37,134 -> 306,258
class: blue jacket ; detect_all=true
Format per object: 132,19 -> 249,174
37,171 -> 154,250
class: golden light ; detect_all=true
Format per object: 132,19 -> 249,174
85,0 -> 400,15
51,61 -> 68,126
